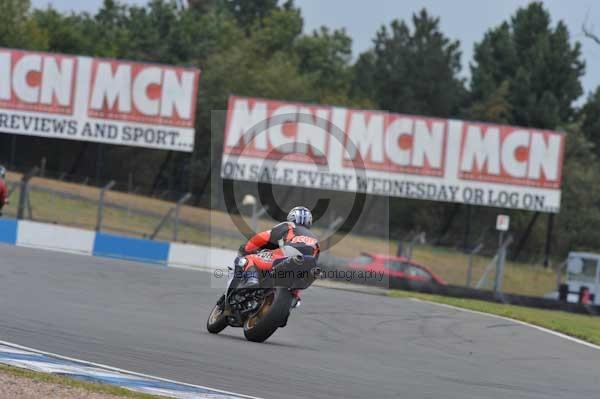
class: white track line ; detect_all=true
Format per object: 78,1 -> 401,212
0,339 -> 262,399
407,298 -> 600,351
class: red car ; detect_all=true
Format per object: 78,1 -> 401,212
346,252 -> 447,289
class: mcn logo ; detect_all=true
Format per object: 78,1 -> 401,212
89,60 -> 198,127
342,112 -> 446,176
460,123 -> 564,189
225,97 -> 333,164
224,96 -> 446,176
0,50 -> 76,114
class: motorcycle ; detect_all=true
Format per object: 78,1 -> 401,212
206,245 -> 321,343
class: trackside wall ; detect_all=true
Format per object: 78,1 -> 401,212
0,218 -> 236,270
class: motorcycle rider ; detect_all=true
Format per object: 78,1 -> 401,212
0,166 -> 8,217
231,206 -> 320,308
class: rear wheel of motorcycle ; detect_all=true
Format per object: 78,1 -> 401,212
243,288 -> 293,343
206,296 -> 228,334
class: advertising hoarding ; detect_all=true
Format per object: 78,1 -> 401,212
0,48 -> 200,152
222,96 -> 565,213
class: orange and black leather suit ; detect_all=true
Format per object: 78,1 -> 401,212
240,222 -> 320,271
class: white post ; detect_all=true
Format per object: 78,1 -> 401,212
242,194 -> 258,233
494,215 -> 510,294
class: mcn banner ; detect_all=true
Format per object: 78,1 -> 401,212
221,95 -> 565,213
0,48 -> 199,152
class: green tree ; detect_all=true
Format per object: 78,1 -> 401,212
0,0 -> 48,49
470,2 -> 584,128
225,0 -> 279,32
580,88 -> 600,151
354,9 -> 465,117
351,9 -> 466,238
295,27 -> 352,99
555,124 -> 600,254
90,0 -> 132,57
250,5 -> 303,55
468,81 -> 512,123
33,8 -> 92,54
350,51 -> 376,104
187,0 -> 218,13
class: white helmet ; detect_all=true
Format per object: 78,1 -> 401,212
0,165 -> 5,179
287,206 -> 313,227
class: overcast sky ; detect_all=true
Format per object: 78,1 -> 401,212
31,0 -> 600,102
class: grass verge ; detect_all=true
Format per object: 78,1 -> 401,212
389,289 -> 600,346
0,364 -> 163,399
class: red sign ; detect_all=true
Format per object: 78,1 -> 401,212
223,95 -> 565,212
341,111 -> 447,176
89,59 -> 199,127
224,96 -> 331,164
224,96 -> 448,175
0,48 -> 199,152
0,49 -> 77,115
460,122 -> 564,189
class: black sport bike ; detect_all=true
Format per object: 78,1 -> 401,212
207,246 -> 321,343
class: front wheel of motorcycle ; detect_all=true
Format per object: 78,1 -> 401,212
243,288 -> 293,343
206,295 -> 229,334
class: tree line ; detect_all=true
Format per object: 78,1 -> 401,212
0,0 -> 599,260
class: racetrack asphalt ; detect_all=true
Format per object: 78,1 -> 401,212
0,243 -> 598,399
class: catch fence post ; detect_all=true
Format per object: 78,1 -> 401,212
556,260 -> 566,289
96,180 -> 115,232
322,217 -> 344,252
17,167 -> 39,220
173,193 -> 192,242
543,214 -> 555,268
466,243 -> 483,287
127,173 -> 133,218
151,208 -> 175,240
493,234 -> 513,294
463,204 -> 472,252
26,195 -> 33,219
40,157 -> 46,177
407,232 -> 426,261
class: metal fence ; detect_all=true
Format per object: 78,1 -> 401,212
4,169 -> 247,249
4,168 -> 352,252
